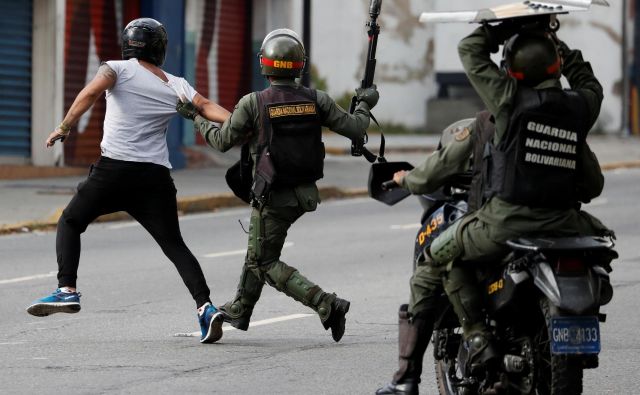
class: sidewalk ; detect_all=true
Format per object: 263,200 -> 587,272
1,133 -> 638,234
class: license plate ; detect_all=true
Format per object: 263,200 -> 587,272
550,316 -> 600,354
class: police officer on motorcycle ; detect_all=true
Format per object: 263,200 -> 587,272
376,21 -> 612,394
177,28 -> 379,342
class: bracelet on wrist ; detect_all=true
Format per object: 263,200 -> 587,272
57,122 -> 71,135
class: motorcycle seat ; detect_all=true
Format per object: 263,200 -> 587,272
506,236 -> 613,252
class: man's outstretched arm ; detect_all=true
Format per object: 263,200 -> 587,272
46,64 -> 116,147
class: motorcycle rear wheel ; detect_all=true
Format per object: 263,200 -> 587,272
434,329 -> 465,395
534,298 -> 584,395
435,356 -> 461,395
433,299 -> 585,395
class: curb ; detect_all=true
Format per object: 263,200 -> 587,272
0,187 -> 369,236
600,159 -> 640,171
2,158 -> 639,236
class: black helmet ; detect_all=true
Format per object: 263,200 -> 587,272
121,18 -> 168,66
502,32 -> 561,87
259,28 -> 305,78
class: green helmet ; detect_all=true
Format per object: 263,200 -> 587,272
259,28 -> 305,78
503,32 -> 562,87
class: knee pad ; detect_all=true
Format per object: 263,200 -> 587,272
429,219 -> 463,266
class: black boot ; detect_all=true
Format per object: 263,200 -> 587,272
326,297 -> 350,342
219,300 -> 251,331
376,305 -> 435,395
263,261 -> 350,342
465,332 -> 499,374
444,266 -> 499,374
218,264 -> 264,331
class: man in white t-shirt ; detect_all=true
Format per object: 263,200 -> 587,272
26,18 -> 231,344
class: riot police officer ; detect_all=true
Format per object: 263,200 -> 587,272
178,28 -> 378,342
376,23 -> 612,394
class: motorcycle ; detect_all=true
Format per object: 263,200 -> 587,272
369,125 -> 617,395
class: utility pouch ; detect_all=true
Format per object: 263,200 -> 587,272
294,184 -> 319,212
251,146 -> 276,207
226,143 -> 254,204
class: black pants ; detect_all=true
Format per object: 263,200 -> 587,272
56,156 -> 211,307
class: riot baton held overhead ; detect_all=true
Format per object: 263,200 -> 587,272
349,0 -> 384,162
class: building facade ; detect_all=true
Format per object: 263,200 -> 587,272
0,0 -> 638,168
0,0 -> 256,168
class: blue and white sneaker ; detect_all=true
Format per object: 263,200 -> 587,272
198,303 -> 224,344
26,288 -> 81,317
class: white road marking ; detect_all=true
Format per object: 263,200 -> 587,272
390,223 -> 421,230
0,271 -> 56,285
0,342 -> 26,346
203,241 -> 293,258
173,313 -> 314,337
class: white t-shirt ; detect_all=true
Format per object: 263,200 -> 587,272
102,58 -> 197,168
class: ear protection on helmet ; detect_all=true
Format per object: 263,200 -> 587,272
501,31 -> 562,84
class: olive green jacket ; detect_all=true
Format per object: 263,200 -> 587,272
401,124 -> 475,195
403,28 -> 606,234
458,27 -> 603,144
193,79 -> 370,207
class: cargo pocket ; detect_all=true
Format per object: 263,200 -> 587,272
294,183 -> 319,212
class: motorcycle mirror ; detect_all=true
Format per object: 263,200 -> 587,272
368,161 -> 414,206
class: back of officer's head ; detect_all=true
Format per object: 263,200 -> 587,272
259,28 -> 306,80
503,32 -> 561,87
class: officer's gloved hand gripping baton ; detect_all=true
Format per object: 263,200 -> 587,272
349,0 -> 385,164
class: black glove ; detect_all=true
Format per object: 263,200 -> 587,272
548,32 -> 570,59
355,84 -> 380,109
176,100 -> 200,120
484,21 -> 519,53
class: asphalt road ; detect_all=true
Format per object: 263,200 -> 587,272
1,168 -> 639,394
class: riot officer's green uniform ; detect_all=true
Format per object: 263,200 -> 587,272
431,26 -> 612,345
377,26 -> 611,394
186,29 -> 378,342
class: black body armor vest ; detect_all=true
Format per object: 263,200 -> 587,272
484,87 -> 589,208
256,85 -> 324,187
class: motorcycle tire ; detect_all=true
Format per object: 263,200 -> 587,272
435,359 -> 458,395
534,298 -> 584,395
433,329 -> 463,395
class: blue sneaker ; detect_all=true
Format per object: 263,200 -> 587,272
27,288 -> 81,317
198,303 -> 224,344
